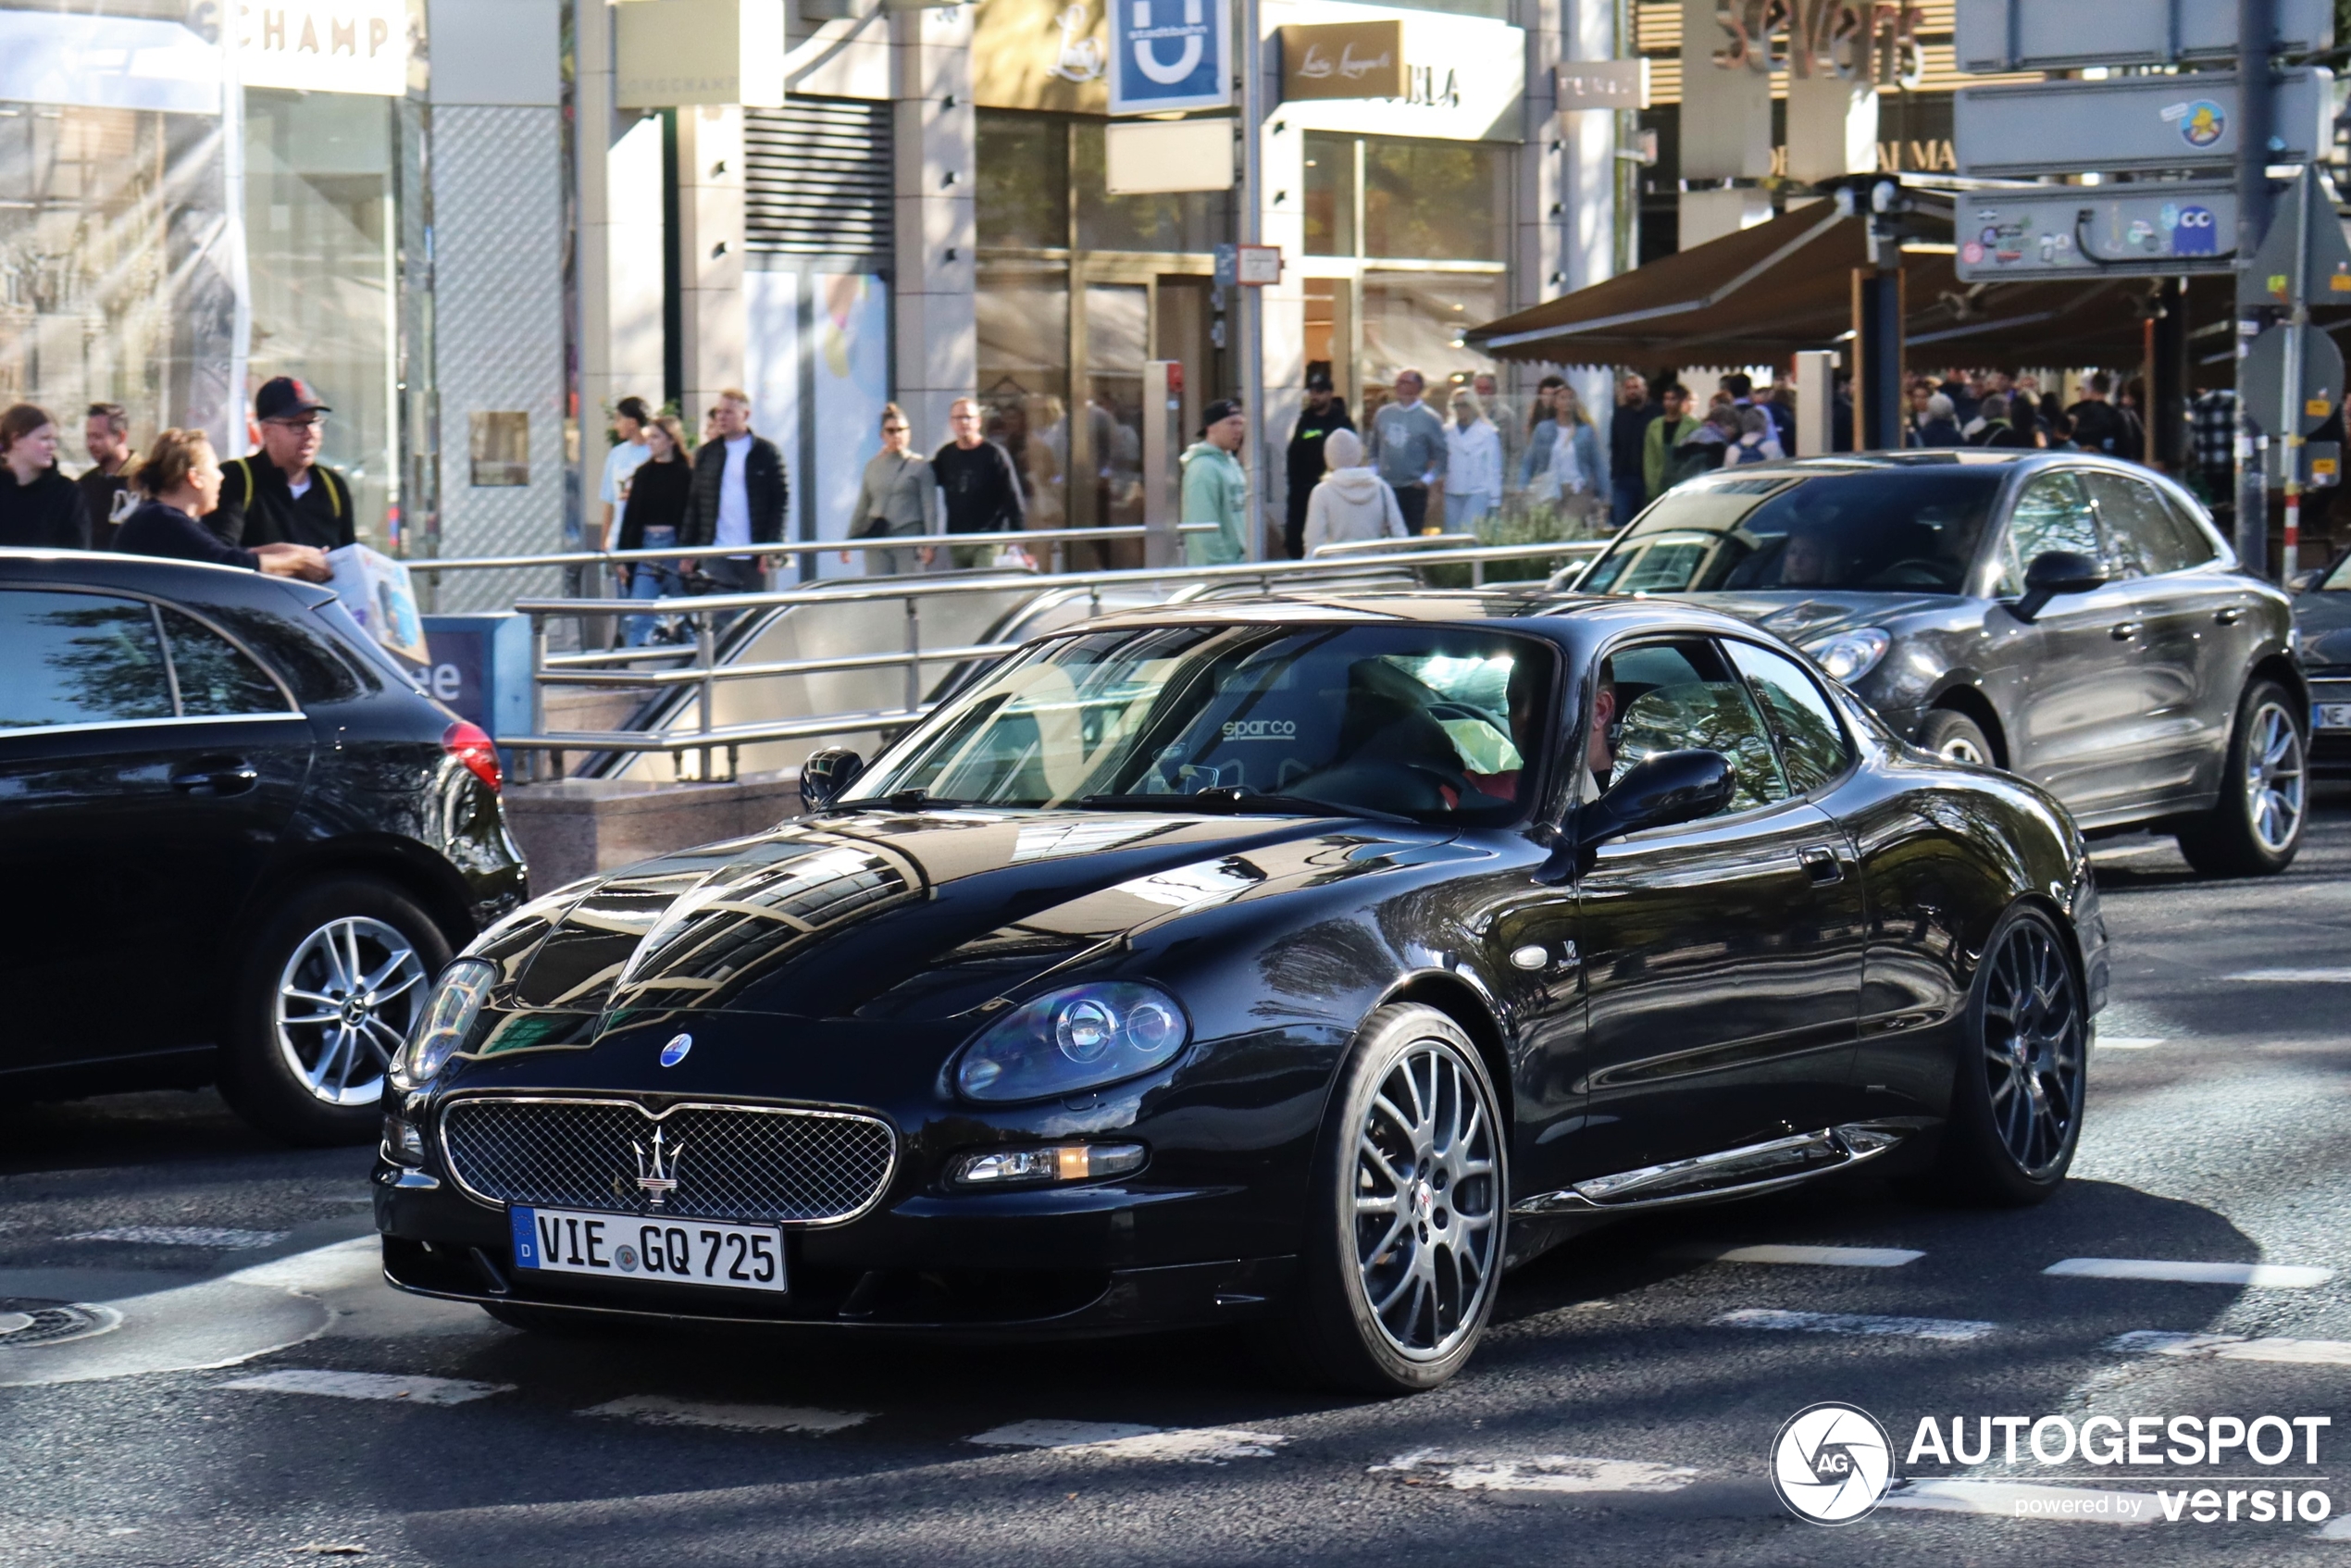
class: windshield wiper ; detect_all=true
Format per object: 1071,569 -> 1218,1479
879,789 -> 1002,812
1079,790 -> 1414,826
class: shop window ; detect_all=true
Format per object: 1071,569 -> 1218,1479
1361,273 -> 1500,406
977,261 -> 1071,529
976,112 -> 1069,251
1302,132 -> 1354,257
1363,138 -> 1504,262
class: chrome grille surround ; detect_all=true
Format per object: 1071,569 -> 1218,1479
438,1096 -> 898,1226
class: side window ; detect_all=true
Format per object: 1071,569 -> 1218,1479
160,608 -> 293,716
1997,472 -> 2101,595
1605,640 -> 1788,815
2084,471 -> 2199,578
0,590 -> 175,729
1725,641 -> 1852,793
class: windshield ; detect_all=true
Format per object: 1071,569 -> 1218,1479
2324,553 -> 2351,591
1581,467 -> 2007,596
841,623 -> 1557,821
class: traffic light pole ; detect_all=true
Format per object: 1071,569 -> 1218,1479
1238,0 -> 1264,561
2234,0 -> 2275,577
2281,167 -> 2310,580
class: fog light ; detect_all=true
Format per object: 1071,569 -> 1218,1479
383,1116 -> 426,1165
950,1143 -> 1147,1188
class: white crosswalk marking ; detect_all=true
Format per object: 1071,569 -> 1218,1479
1879,1479 -> 2156,1524
2108,1330 -> 2351,1365
967,1420 -> 1287,1462
68,1226 -> 289,1250
1370,1450 -> 1701,1494
2096,1037 -> 2164,1050
583,1396 -> 870,1433
2046,1258 -> 2335,1288
221,1369 -> 512,1405
1715,1307 -> 1996,1341
1673,1243 -> 1922,1268
2224,969 -> 2351,983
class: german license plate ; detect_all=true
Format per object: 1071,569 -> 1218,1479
2316,703 -> 2351,731
510,1206 -> 786,1293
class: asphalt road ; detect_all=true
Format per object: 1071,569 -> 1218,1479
5,791 -> 2350,1567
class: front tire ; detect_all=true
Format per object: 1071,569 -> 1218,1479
1255,1004 -> 1505,1394
1915,904 -> 2085,1207
2175,681 -> 2307,877
1918,709 -> 1996,767
218,877 -> 451,1146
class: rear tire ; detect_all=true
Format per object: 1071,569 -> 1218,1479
1251,1004 -> 1505,1394
2175,680 -> 2307,877
1918,709 -> 1996,767
1913,903 -> 2084,1207
218,877 -> 452,1146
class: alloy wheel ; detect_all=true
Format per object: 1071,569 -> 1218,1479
273,916 -> 429,1106
1938,735 -> 1987,765
2243,700 -> 2306,854
1979,920 -> 2084,1179
1350,1040 -> 1500,1360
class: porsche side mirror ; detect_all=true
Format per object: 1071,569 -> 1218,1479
2010,550 -> 2107,623
799,748 -> 865,814
1539,750 -> 1735,882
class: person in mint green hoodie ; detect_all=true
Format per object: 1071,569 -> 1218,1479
1181,398 -> 1249,566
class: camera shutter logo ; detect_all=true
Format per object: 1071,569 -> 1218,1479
1772,1402 -> 1896,1524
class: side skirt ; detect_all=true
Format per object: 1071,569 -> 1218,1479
1509,1121 -> 1927,1218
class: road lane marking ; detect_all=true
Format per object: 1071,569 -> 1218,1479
220,1369 -> 512,1405
968,1420 -> 1288,1462
1715,1308 -> 1996,1341
1672,1244 -> 1923,1268
1370,1450 -> 1701,1494
68,1226 -> 289,1250
2224,969 -> 2351,983
583,1396 -> 870,1433
1879,1479 -> 2155,1524
2046,1259 -> 2334,1288
2096,1037 -> 2164,1050
2089,841 -> 2177,861
2108,1329 -> 2351,1365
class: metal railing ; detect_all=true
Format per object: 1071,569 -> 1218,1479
497,537 -> 1610,783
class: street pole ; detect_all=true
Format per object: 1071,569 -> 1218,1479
2281,168 -> 2310,580
1238,0 -> 1264,560
2234,0 -> 2274,577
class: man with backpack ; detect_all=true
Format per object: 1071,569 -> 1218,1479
207,377 -> 356,551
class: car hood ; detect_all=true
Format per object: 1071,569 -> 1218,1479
2294,590 -> 2351,672
1673,589 -> 1968,645
469,808 -> 1453,1025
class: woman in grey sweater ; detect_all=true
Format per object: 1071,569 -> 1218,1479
849,404 -> 936,574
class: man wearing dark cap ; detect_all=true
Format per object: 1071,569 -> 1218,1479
1282,367 -> 1351,559
208,376 -> 356,552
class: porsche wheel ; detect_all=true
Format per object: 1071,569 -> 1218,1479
2176,681 -> 2307,877
1259,1003 -> 1505,1394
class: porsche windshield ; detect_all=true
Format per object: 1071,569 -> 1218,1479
841,624 -> 1557,820
1582,467 -> 2007,596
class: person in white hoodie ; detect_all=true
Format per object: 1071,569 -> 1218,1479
1300,427 -> 1404,554
1443,388 -> 1501,531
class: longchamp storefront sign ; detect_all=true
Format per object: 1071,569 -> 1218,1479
237,0 -> 409,96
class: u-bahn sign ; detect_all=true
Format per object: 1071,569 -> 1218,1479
1955,69 -> 2335,180
1954,184 -> 2238,282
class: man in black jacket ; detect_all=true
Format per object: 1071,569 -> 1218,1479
684,389 -> 788,591
1283,367 -> 1352,558
209,377 -> 358,551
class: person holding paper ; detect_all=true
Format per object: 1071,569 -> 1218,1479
116,429 -> 330,580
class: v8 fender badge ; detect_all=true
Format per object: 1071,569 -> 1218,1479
659,1033 -> 693,1067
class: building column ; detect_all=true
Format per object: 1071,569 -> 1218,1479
673,105 -> 746,431
891,4 -> 977,454
1260,78 -> 1307,555
1676,0 -> 1770,246
577,0 -> 665,449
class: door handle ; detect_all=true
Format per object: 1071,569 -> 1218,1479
170,761 -> 258,797
1798,845 -> 1843,885
2109,621 -> 2143,641
2215,605 -> 2245,626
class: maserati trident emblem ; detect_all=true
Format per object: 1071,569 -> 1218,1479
659,1032 -> 692,1067
632,1127 -> 685,1207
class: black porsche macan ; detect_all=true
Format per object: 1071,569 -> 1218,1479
375,594 -> 2109,1392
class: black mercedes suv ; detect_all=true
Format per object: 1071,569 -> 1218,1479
0,549 -> 528,1143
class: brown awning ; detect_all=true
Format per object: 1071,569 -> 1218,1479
1464,200 -> 2236,370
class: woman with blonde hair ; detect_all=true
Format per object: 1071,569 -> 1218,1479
1443,387 -> 1501,531
1542,380 -> 1604,530
114,429 -> 329,579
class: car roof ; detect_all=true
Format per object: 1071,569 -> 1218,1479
1073,589 -> 1784,659
0,546 -> 337,611
1696,448 -> 2165,481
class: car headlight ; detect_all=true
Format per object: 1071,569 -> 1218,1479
389,959 -> 497,1091
954,982 -> 1190,1103
1801,627 -> 1893,683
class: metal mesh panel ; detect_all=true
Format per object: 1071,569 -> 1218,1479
441,1099 -> 895,1224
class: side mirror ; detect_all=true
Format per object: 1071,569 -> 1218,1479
1538,750 -> 1735,882
2011,550 -> 2107,623
798,748 -> 865,814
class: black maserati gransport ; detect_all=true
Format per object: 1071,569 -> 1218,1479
375,594 -> 2108,1392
